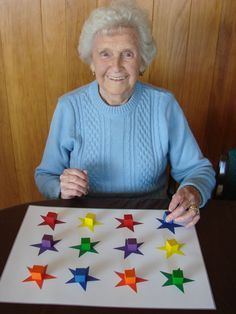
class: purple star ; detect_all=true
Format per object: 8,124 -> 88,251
31,234 -> 60,255
115,238 -> 144,258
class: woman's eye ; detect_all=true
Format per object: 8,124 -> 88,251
123,51 -> 134,58
99,51 -> 111,58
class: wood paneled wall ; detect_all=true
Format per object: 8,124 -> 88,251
0,0 -> 235,209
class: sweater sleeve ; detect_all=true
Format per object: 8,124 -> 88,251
167,95 -> 216,207
35,98 -> 76,199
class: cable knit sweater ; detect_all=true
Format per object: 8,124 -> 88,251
35,80 -> 215,206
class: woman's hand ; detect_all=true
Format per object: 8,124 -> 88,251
60,168 -> 89,199
166,186 -> 202,227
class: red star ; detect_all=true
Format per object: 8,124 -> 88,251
116,214 -> 142,231
22,265 -> 56,289
115,268 -> 147,292
39,212 -> 65,230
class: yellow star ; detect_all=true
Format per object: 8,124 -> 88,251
78,213 -> 103,232
158,238 -> 185,258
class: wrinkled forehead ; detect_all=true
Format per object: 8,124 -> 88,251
97,26 -> 138,39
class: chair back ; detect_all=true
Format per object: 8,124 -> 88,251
215,148 -> 236,199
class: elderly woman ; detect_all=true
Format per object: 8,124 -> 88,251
35,1 -> 215,227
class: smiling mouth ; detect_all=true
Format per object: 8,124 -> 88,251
107,75 -> 128,81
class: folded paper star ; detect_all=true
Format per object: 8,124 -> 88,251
38,211 -> 65,230
79,213 -> 103,232
160,268 -> 194,292
116,214 -> 142,231
157,211 -> 183,234
66,267 -> 99,290
31,234 -> 61,255
115,238 -> 144,258
115,268 -> 147,292
70,237 -> 100,257
22,264 -> 56,289
158,238 -> 185,258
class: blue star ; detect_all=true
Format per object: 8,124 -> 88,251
66,267 -> 99,291
157,211 -> 183,234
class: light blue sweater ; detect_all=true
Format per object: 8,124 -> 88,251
35,80 -> 215,205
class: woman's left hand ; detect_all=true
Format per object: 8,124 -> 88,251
166,186 -> 202,227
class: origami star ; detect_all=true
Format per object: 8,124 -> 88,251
22,264 -> 56,289
70,237 -> 100,257
160,268 -> 194,292
66,267 -> 99,290
31,234 -> 61,255
115,214 -> 142,231
115,238 -> 144,258
157,211 -> 183,234
115,268 -> 147,292
38,211 -> 65,230
158,238 -> 185,258
78,213 -> 103,232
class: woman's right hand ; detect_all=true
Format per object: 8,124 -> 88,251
60,168 -> 89,199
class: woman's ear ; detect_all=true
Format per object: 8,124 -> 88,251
139,61 -> 146,75
90,63 -> 95,76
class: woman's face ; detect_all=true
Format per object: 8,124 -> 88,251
91,28 -> 142,106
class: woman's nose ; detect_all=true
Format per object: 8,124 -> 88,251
111,55 -> 123,71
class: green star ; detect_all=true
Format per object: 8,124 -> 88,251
70,237 -> 99,257
160,268 -> 194,292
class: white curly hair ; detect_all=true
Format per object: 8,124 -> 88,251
78,0 -> 157,72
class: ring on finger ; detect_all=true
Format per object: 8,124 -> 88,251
189,204 -> 200,216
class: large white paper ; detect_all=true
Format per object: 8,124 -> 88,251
0,205 -> 215,309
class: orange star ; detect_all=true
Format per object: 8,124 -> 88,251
115,268 -> 147,292
23,265 -> 56,289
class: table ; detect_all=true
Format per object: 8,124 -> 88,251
0,197 -> 235,313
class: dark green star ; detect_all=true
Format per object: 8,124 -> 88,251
70,237 -> 99,257
160,268 -> 194,292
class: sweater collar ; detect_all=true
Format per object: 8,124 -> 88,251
89,80 -> 142,116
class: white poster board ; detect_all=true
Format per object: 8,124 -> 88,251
0,205 -> 215,309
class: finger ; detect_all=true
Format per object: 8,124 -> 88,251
60,174 -> 88,189
61,181 -> 88,195
60,188 -> 83,199
166,200 -> 190,222
185,214 -> 200,228
174,207 -> 197,223
63,168 -> 88,181
168,193 -> 182,211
